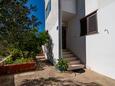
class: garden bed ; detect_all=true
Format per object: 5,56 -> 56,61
0,61 -> 36,75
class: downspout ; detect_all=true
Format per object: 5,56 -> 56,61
58,0 -> 62,58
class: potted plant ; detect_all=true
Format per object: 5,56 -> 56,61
56,58 -> 68,72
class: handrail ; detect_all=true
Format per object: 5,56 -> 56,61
0,56 -> 11,66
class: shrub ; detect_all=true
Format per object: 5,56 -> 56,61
14,57 -> 33,64
5,55 -> 13,64
0,51 -> 4,56
38,31 -> 49,46
0,0 -> 44,59
0,0 -> 50,62
56,58 -> 68,72
5,56 -> 33,64
8,48 -> 21,59
0,43 -> 9,57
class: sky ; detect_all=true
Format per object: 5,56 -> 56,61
26,0 -> 45,32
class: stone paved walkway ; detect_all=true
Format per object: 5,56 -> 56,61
0,62 -> 115,86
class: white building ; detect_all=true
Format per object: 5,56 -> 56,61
44,0 -> 115,80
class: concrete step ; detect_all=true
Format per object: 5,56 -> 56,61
63,54 -> 74,57
68,60 -> 80,64
39,58 -> 46,61
36,56 -> 45,59
63,49 -> 84,70
36,56 -> 46,61
63,49 -> 69,52
68,64 -> 85,71
63,51 -> 71,55
64,57 -> 77,61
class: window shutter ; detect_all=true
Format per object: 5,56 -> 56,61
80,10 -> 98,36
87,13 -> 98,34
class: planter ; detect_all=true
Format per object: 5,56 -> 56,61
0,61 -> 36,75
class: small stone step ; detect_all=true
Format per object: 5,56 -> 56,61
36,56 -> 46,61
64,57 -> 77,61
63,54 -> 74,57
68,60 -> 80,64
68,64 -> 84,70
63,49 -> 69,52
63,49 -> 84,70
63,52 -> 71,55
36,56 -> 45,59
39,58 -> 46,61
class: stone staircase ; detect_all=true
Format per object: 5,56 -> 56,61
36,52 -> 46,61
63,49 -> 85,71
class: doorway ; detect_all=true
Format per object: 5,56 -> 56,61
62,26 -> 66,49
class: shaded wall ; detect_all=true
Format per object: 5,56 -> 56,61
66,0 -> 86,64
61,0 -> 76,14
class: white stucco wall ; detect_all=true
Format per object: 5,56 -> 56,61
45,0 -> 59,63
61,0 -> 76,14
98,0 -> 115,8
85,0 -> 98,15
86,0 -> 115,79
45,0 -> 115,79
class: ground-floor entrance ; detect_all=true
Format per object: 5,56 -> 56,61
62,26 -> 66,49
61,23 -> 85,70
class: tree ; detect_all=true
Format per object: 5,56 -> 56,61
0,0 -> 40,43
0,0 -> 45,58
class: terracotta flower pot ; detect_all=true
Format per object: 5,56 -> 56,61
0,61 -> 36,75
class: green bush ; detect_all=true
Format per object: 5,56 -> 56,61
8,48 -> 21,58
0,0 -> 50,60
5,56 -> 33,64
56,58 -> 68,72
0,51 -> 4,56
0,43 -> 9,57
1,31 -> 50,65
5,55 -> 13,64
14,57 -> 33,64
38,31 -> 49,46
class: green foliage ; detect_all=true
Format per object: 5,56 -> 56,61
38,31 -> 49,46
15,28 -> 41,58
0,43 -> 9,57
5,55 -> 13,64
5,55 -> 33,64
0,1 -> 40,46
0,51 -> 4,56
8,48 -> 21,56
14,57 -> 33,64
56,58 -> 68,72
0,0 -> 39,42
0,0 -> 49,59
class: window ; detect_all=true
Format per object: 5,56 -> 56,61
80,10 -> 98,36
45,0 -> 51,19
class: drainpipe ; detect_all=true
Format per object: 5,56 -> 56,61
59,0 -> 62,58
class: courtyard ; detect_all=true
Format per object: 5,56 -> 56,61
0,61 -> 115,86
